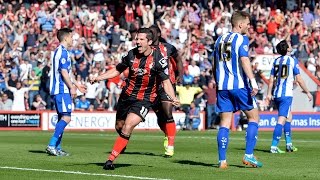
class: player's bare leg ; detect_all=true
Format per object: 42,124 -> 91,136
104,113 -> 142,170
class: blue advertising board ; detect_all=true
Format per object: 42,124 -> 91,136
234,113 -> 320,130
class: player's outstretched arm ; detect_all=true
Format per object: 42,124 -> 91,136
241,57 -> 259,96
162,79 -> 180,107
296,74 -> 313,101
92,68 -> 120,83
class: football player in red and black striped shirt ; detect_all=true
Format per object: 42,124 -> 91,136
91,28 -> 180,170
149,25 -> 184,157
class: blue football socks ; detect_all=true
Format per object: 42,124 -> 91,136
284,121 -> 292,145
56,133 -> 64,150
271,124 -> 283,147
49,120 -> 68,147
217,127 -> 229,161
245,122 -> 258,155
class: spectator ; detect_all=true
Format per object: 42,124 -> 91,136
183,70 -> 194,85
75,95 -> 91,111
203,81 -> 218,129
4,77 -> 34,111
0,93 -> 13,110
31,94 -> 46,110
186,101 -> 201,130
140,0 -> 155,28
307,53 -> 317,74
28,70 -> 40,107
176,83 -> 203,117
85,75 -> 100,106
188,60 -> 200,78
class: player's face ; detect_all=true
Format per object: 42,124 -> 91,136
240,17 -> 250,35
136,33 -> 152,54
65,33 -> 73,47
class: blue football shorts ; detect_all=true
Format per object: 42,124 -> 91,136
216,88 -> 257,113
52,93 -> 72,117
274,97 -> 293,118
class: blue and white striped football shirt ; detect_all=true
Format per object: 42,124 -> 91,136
271,55 -> 300,98
50,45 -> 72,95
214,32 -> 250,90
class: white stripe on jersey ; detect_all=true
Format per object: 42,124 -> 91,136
234,35 -> 245,88
215,32 -> 248,90
272,55 -> 297,98
50,45 -> 71,95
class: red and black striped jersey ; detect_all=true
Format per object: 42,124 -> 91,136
157,42 -> 179,84
116,48 -> 169,102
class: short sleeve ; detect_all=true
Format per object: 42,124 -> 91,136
58,50 -> 70,71
116,50 -> 131,73
270,64 -> 275,76
239,35 -> 249,58
168,44 -> 178,58
293,58 -> 300,75
155,55 -> 170,82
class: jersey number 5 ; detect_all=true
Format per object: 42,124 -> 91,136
274,65 -> 288,78
219,42 -> 231,61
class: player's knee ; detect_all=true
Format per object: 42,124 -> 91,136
115,120 -> 124,129
61,116 -> 71,123
246,109 -> 260,122
119,131 -> 131,140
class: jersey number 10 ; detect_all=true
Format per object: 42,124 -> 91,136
274,65 -> 288,78
219,42 -> 231,61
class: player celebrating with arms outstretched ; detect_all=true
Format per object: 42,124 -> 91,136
91,28 -> 179,170
213,11 -> 262,168
267,40 -> 312,153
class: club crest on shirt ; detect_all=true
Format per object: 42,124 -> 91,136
61,58 -> 66,64
159,57 -> 168,68
243,45 -> 248,52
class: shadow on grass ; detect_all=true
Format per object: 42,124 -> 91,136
88,163 -> 133,168
106,151 -> 163,157
67,162 -> 153,169
235,148 -> 270,153
173,160 -> 249,168
28,150 -> 47,154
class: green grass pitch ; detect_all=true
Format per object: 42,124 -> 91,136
0,131 -> 319,180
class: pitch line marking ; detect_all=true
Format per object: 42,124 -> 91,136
0,166 -> 172,180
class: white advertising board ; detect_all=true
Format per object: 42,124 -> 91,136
47,111 -> 205,130
254,54 -> 280,71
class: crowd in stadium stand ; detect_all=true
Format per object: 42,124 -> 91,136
0,0 -> 320,129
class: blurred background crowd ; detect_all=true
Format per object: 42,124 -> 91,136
0,0 -> 320,130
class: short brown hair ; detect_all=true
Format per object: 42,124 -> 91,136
137,28 -> 154,41
231,11 -> 250,27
